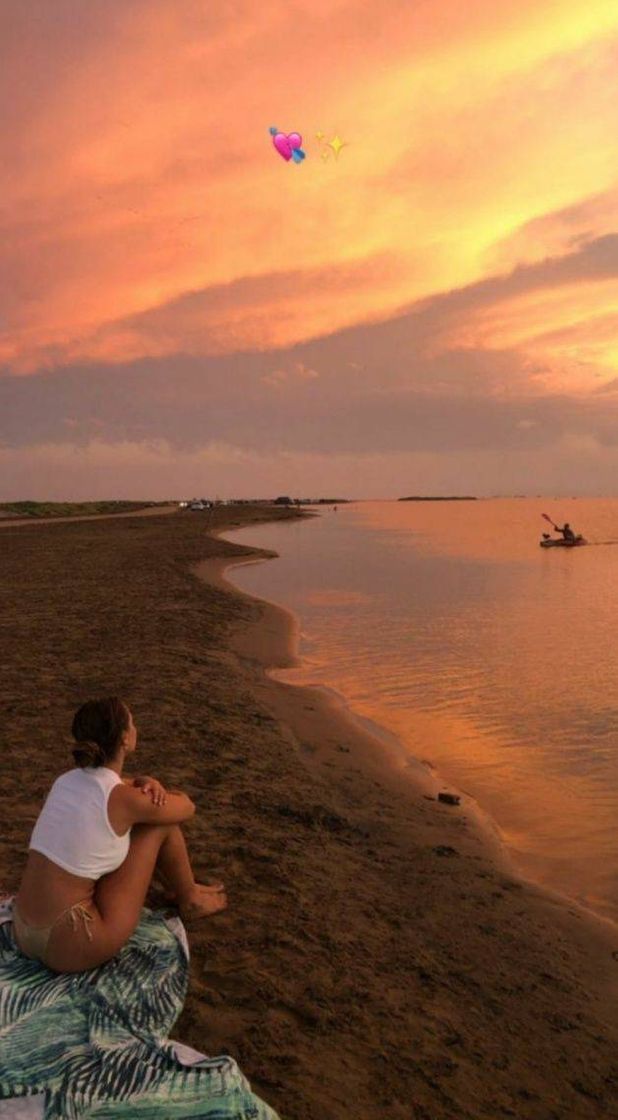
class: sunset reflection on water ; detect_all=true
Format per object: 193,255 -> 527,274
226,499 -> 618,920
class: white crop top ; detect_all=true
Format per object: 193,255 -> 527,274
29,767 -> 130,879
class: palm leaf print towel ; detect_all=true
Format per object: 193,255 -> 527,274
0,901 -> 280,1120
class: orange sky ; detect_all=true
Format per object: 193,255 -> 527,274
2,0 -> 618,498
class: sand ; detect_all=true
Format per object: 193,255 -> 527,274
2,504 -> 618,1119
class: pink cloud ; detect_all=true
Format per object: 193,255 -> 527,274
262,362 -> 319,387
4,0 -> 618,505
3,0 -> 618,382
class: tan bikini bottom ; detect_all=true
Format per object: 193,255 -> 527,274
12,898 -> 95,966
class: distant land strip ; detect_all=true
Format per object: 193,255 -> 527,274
0,500 -> 170,519
398,496 -> 477,501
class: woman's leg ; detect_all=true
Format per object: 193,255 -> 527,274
44,823 -> 226,973
98,824 -> 227,933
146,795 -> 223,898
154,829 -> 224,903
144,824 -> 196,907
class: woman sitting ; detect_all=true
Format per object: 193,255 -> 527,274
12,696 -> 226,973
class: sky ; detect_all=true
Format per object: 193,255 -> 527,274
2,0 -> 618,499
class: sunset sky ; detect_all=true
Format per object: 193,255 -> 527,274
2,0 -> 618,498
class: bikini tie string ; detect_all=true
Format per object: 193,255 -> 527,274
69,904 -> 94,942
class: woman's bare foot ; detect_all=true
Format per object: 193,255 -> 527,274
178,883 -> 228,923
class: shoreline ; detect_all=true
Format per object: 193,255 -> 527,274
196,539 -> 618,936
188,536 -> 618,1115
4,505 -> 618,1117
204,540 -> 618,942
197,550 -> 512,875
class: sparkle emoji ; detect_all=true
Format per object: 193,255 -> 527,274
315,131 -> 349,162
269,126 -> 306,164
327,133 -> 348,159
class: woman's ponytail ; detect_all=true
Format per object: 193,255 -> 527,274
72,739 -> 106,768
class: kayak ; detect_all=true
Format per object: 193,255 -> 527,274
539,535 -> 586,548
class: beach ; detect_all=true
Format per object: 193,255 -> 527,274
2,504 -> 618,1119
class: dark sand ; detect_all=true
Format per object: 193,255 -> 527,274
2,504 -> 618,1119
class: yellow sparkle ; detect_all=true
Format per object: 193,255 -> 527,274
315,131 -> 324,141
327,134 -> 348,159
321,150 -> 329,161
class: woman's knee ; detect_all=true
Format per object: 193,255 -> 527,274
124,821 -> 178,860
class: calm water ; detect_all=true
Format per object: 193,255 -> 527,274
225,499 -> 618,921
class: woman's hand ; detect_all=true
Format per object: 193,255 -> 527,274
132,775 -> 167,807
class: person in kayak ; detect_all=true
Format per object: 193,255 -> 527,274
558,523 -> 576,542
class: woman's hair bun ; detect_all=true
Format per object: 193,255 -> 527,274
72,739 -> 106,768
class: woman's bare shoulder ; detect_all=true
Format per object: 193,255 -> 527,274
106,782 -> 136,834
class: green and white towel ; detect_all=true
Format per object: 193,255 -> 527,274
0,899 -> 281,1120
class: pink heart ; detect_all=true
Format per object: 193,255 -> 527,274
287,132 -> 303,150
273,132 -> 292,161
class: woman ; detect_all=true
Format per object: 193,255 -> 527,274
12,696 -> 226,973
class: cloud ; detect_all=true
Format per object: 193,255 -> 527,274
4,434 -> 618,501
4,336 -> 618,464
486,187 -> 618,272
3,0 -> 618,378
262,362 -> 319,387
3,1 -> 618,497
4,227 -> 618,472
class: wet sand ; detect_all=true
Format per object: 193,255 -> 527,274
2,505 -> 618,1119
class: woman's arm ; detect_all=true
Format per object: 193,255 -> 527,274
123,775 -> 167,806
128,787 -> 194,825
108,784 -> 195,833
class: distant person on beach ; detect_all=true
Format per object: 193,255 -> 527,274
558,522 -> 576,542
12,697 -> 226,973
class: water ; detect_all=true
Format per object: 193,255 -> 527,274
225,499 -> 618,921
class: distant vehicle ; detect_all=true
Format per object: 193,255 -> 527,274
189,501 -> 205,511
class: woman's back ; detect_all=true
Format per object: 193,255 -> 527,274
30,767 -> 130,880
12,697 -> 223,973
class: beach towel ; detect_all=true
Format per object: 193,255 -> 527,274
0,898 -> 280,1120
